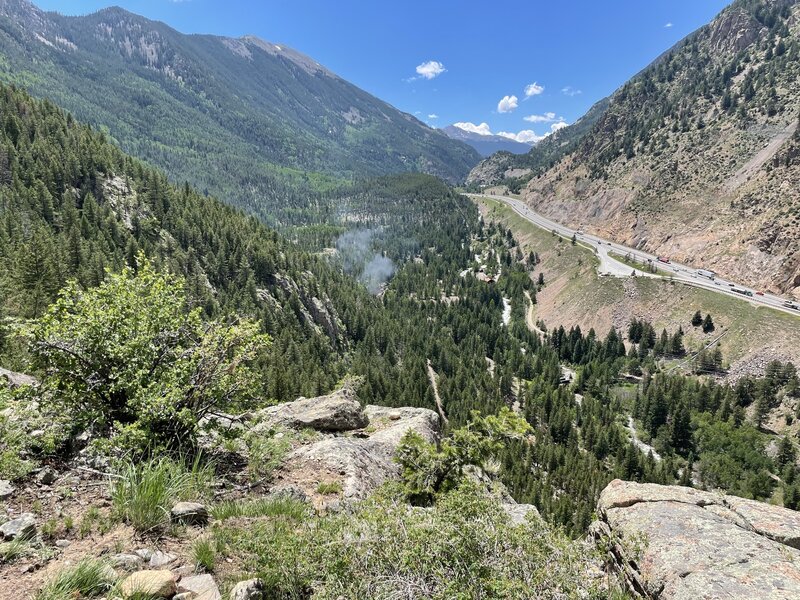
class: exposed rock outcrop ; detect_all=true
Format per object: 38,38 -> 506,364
278,402 -> 440,503
594,479 -> 800,599
253,384 -> 369,432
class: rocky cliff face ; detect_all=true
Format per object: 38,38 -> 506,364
593,479 -> 800,599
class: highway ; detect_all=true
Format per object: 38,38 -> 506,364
470,193 -> 800,318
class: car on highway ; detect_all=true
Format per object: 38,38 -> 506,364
756,291 -> 765,296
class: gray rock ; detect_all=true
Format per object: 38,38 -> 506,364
55,539 -> 71,548
0,367 -> 37,388
36,467 -> 57,486
282,404 -> 440,500
501,502 -> 540,525
268,485 -> 308,504
110,553 -> 144,570
148,550 -> 178,568
254,385 -> 368,432
174,594 -> 194,600
596,479 -> 800,599
177,573 -> 221,600
0,513 -> 36,540
134,548 -> 153,561
229,578 -> 264,600
170,501 -> 209,526
0,480 -> 15,499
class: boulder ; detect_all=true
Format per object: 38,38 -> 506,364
36,467 -> 57,486
148,550 -> 178,568
595,479 -> 800,599
280,405 -> 439,501
0,480 -> 14,500
254,385 -> 368,432
177,573 -> 221,600
501,502 -> 540,525
110,553 -> 145,570
171,501 -> 209,526
229,578 -> 264,600
0,513 -> 36,540
119,570 -> 176,598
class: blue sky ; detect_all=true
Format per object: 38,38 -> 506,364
36,0 -> 731,142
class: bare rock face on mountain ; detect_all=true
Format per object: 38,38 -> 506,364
594,479 -> 800,599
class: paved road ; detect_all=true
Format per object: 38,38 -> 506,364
470,193 -> 800,318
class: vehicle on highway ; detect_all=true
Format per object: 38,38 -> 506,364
784,300 -> 800,311
756,291 -> 765,296
697,269 -> 716,280
731,287 -> 754,297
576,229 -> 584,235
657,256 -> 670,263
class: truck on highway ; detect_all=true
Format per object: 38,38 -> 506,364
731,287 -> 754,297
697,269 -> 716,280
784,300 -> 800,311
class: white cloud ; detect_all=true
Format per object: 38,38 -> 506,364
497,130 -> 543,144
524,82 -> 544,97
453,122 -> 493,136
428,114 -> 439,119
550,121 -> 568,132
497,95 -> 519,113
415,60 -> 446,80
524,112 -> 560,123
664,22 -> 673,28
561,86 -> 582,97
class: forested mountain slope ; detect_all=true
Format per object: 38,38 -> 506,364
512,0 -> 800,294
0,81 -> 379,400
0,0 -> 480,227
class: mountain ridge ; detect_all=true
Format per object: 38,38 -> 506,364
0,0 -> 481,226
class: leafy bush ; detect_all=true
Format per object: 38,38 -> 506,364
30,259 -> 270,453
110,455 -> 214,533
0,385 -> 69,480
396,407 -> 532,503
212,481 -> 613,599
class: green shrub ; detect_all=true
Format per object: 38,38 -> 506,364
211,481 -> 613,599
396,407 -> 532,504
110,455 -> 214,533
30,259 -> 270,454
34,558 -> 117,600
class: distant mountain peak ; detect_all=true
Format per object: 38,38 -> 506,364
442,124 -> 532,157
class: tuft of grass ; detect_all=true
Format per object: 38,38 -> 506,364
316,481 -> 343,495
0,537 -> 31,564
210,497 -> 308,521
110,455 -> 214,533
191,537 -> 216,572
34,558 -> 117,600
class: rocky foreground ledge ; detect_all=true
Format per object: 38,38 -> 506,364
593,479 -> 800,599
